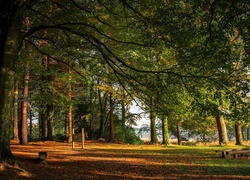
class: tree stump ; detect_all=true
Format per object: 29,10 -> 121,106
38,152 -> 47,163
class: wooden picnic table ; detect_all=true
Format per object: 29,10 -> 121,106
215,148 -> 250,158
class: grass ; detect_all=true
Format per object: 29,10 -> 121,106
1,140 -> 250,179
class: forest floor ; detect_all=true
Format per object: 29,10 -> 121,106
1,140 -> 250,180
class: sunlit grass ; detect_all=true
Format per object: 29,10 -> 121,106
96,142 -> 250,176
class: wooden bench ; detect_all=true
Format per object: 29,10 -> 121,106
215,149 -> 234,158
228,149 -> 250,158
215,148 -> 250,158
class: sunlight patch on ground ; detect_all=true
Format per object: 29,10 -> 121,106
17,170 -> 34,178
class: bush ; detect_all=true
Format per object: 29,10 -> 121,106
54,133 -> 67,141
115,127 -> 144,145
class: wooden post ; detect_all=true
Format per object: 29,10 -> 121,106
72,128 -> 84,149
222,151 -> 226,158
81,128 -> 84,149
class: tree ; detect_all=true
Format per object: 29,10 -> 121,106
162,116 -> 170,145
235,121 -> 243,145
20,63 -> 30,145
176,122 -> 182,146
215,113 -> 229,145
12,80 -> 19,141
108,93 -> 114,142
149,97 -> 158,144
98,88 -> 108,139
65,63 -> 73,142
1,0 -> 249,162
0,0 -> 23,160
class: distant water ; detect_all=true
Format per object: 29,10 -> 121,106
134,128 -> 162,141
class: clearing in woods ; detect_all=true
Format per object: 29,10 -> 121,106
1,140 -> 250,179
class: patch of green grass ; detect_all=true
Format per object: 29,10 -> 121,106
105,143 -> 250,177
165,145 -> 250,176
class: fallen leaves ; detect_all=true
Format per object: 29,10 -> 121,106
1,140 -> 249,180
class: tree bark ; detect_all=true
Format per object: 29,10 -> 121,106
98,89 -> 107,139
247,126 -> 250,141
215,114 -> 228,145
162,116 -> 170,145
40,111 -> 47,140
46,58 -> 54,141
0,1 -> 22,160
121,100 -> 126,127
40,57 -> 47,141
176,122 -> 182,145
68,104 -> 73,142
67,66 -> 73,142
235,121 -> 243,145
0,68 -> 15,159
20,67 -> 29,145
13,80 -> 19,140
121,89 -> 126,127
215,115 -> 222,143
150,97 -> 158,144
29,107 -> 32,139
108,93 -> 114,142
46,104 -> 53,140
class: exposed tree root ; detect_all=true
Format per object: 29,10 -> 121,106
0,160 -> 33,178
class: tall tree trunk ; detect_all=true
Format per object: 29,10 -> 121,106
40,57 -> 47,140
247,125 -> 250,141
220,117 -> 228,144
121,100 -> 126,127
215,114 -> 228,145
162,116 -> 170,145
150,97 -> 158,144
215,115 -> 222,143
46,58 -> 54,141
241,125 -> 246,141
98,89 -> 107,139
98,106 -> 105,139
68,104 -> 73,142
46,104 -> 53,140
20,66 -> 29,145
121,89 -> 126,127
89,114 -> 94,139
40,110 -> 47,140
29,107 -> 32,139
0,68 -> 15,159
0,70 -> 15,159
67,67 -> 73,142
235,121 -> 243,145
64,112 -> 68,140
13,80 -> 19,140
0,2 -> 22,160
108,93 -> 114,142
176,122 -> 182,145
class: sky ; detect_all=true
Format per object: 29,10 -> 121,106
129,101 -> 149,128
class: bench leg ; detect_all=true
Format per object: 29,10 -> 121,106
234,154 -> 238,158
222,151 -> 226,158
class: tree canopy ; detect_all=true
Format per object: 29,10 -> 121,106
0,0 -> 249,161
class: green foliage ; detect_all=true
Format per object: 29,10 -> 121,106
1,0 -> 249,150
53,133 -> 67,142
181,115 -> 218,141
114,127 -> 143,145
92,116 -> 143,144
